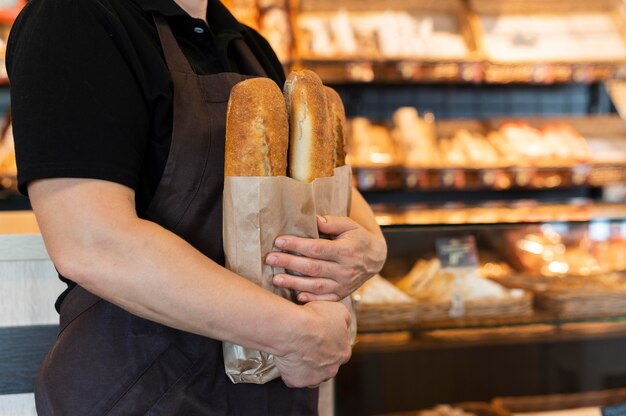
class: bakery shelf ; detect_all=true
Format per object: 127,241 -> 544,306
492,388 -> 626,415
373,202 -> 626,227
294,60 -> 626,85
353,165 -> 597,192
356,300 -> 626,340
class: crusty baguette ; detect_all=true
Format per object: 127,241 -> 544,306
324,86 -> 347,167
284,69 -> 335,183
225,77 -> 289,177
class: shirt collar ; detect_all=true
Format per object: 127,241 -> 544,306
132,0 -> 245,34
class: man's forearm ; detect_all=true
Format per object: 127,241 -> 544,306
350,187 -> 385,239
67,217 -> 304,357
29,178 -> 305,358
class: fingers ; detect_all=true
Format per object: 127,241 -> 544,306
272,273 -> 343,300
267,250 -> 349,280
316,215 -> 359,237
273,235 -> 339,261
296,292 -> 342,303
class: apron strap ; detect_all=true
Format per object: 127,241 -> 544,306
152,14 -> 194,74
231,38 -> 268,78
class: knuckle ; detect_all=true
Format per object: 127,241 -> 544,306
309,243 -> 325,258
312,280 -> 325,294
339,267 -> 354,281
339,245 -> 356,259
306,262 -> 323,277
341,266 -> 357,281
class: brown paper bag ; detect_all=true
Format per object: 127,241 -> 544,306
222,165 -> 357,384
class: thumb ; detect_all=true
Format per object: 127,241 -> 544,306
317,215 -> 358,237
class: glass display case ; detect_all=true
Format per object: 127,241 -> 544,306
336,205 -> 626,415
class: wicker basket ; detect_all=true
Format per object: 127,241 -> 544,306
492,388 -> 626,414
535,289 -> 626,320
354,301 -> 420,331
421,324 -> 555,343
355,292 -> 533,332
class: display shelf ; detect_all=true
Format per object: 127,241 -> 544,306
373,202 -> 626,227
492,388 -> 626,415
295,60 -> 626,85
354,165 -> 594,192
355,319 -> 626,352
356,306 -> 626,334
350,115 -> 626,193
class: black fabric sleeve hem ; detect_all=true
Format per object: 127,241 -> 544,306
18,163 -> 139,196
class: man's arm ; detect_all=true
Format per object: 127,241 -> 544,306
267,187 -> 387,302
28,177 -> 352,387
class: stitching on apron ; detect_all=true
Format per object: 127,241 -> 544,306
143,354 -> 206,416
101,344 -> 195,416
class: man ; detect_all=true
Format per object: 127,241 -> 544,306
8,0 -> 386,414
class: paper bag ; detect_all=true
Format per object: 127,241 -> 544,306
222,165 -> 357,384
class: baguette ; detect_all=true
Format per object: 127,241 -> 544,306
225,77 -> 289,177
284,69 -> 335,183
324,86 -> 347,167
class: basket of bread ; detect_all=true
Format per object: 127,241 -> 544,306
354,258 -> 532,331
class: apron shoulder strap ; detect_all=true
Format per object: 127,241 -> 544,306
231,37 -> 268,78
152,14 -> 194,74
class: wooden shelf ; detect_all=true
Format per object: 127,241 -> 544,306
294,59 -> 626,85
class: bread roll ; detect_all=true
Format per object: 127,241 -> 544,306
284,69 -> 335,183
225,77 -> 289,177
324,86 -> 347,167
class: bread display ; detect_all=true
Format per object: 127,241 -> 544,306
353,274 -> 414,304
283,70 -> 336,182
348,117 -> 402,168
478,12 -> 626,63
296,9 -> 468,61
391,107 -> 439,168
257,0 -> 292,62
324,86 -> 347,167
396,258 -> 518,303
508,228 -> 626,278
225,77 -> 289,177
222,0 -> 293,63
348,109 -> 594,173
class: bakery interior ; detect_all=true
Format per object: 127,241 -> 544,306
4,0 -> 626,415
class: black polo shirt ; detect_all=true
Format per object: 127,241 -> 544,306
8,0 -> 285,209
7,0 -> 285,309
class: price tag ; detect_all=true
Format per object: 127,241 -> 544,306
436,236 -> 479,318
436,236 -> 479,269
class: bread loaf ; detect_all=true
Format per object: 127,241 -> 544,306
284,70 -> 335,183
324,86 -> 347,167
225,77 -> 289,177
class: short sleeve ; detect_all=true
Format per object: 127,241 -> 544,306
7,0 -> 150,195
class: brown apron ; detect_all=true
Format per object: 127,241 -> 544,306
34,15 -> 318,416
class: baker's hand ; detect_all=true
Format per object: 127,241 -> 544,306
266,215 -> 387,302
274,300 -> 352,388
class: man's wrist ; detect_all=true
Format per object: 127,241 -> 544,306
270,302 -> 314,357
